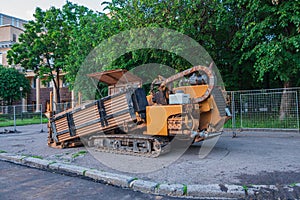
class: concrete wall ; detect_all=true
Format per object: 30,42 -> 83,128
0,47 -> 10,66
0,25 -> 23,42
0,26 -> 11,42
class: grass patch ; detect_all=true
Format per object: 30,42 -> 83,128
290,183 -> 297,187
31,155 -> 43,159
20,154 -> 43,159
72,150 -> 87,158
0,150 -> 7,153
183,184 -> 187,195
0,118 -> 48,127
242,185 -> 248,193
155,184 -> 161,189
224,116 -> 299,129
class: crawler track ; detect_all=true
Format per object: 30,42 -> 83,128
87,135 -> 170,158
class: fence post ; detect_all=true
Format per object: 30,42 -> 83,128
13,106 -> 17,132
231,91 -> 237,136
40,104 -> 44,133
240,93 -> 243,129
296,92 -> 299,133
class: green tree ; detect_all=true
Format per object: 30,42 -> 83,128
7,2 -> 95,103
214,0 -> 256,90
217,0 -> 300,119
64,11 -> 119,90
222,0 -> 300,88
65,0 -> 222,99
0,65 -> 30,105
102,0 -> 220,71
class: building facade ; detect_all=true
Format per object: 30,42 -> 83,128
0,13 -> 72,112
0,13 -> 26,66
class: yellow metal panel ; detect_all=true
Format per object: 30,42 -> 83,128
199,99 -> 211,112
146,105 -> 182,136
174,85 -> 208,99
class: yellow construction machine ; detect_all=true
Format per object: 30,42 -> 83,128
47,64 -> 230,157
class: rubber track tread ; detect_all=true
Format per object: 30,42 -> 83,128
89,135 -> 170,158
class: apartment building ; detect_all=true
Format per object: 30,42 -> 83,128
0,13 -> 72,111
0,13 -> 26,66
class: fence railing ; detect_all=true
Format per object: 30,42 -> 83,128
227,87 -> 300,132
0,104 -> 45,133
16,87 -> 298,133
53,88 -> 300,132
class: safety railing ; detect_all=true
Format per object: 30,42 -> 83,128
227,87 -> 300,132
0,104 -> 45,133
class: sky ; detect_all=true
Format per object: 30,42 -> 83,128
0,0 -> 108,20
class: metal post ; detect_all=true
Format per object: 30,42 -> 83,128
231,91 -> 236,137
40,104 -> 44,133
13,106 -> 17,132
20,87 -> 23,120
240,94 -> 243,129
296,92 -> 299,133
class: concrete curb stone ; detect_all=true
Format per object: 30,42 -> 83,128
57,163 -> 89,176
224,184 -> 246,197
1,152 -> 300,199
22,157 -> 52,169
48,162 -> 63,171
0,153 -> 26,164
188,184 -> 228,198
130,179 -> 159,194
85,169 -> 134,188
157,183 -> 184,196
247,184 -> 278,195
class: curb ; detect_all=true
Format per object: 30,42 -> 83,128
0,152 -> 299,199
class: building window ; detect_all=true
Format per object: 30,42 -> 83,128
32,78 -> 37,88
12,18 -> 15,26
12,34 -> 17,42
42,82 -> 50,88
0,15 -> 3,25
16,19 -> 19,27
49,81 -> 54,88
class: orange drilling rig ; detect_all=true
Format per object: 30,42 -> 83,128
47,64 -> 230,157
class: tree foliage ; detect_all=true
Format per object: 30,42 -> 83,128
7,2 -> 96,103
0,65 -> 30,105
102,0 -> 219,70
77,0 -> 300,91
63,0 -> 223,99
7,0 -> 300,101
64,11 -> 118,89
219,0 -> 300,88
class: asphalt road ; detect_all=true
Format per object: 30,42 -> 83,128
0,160 -> 189,200
1,124 -> 299,185
1,125 -> 300,199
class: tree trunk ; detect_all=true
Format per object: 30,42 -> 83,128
279,81 -> 290,120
